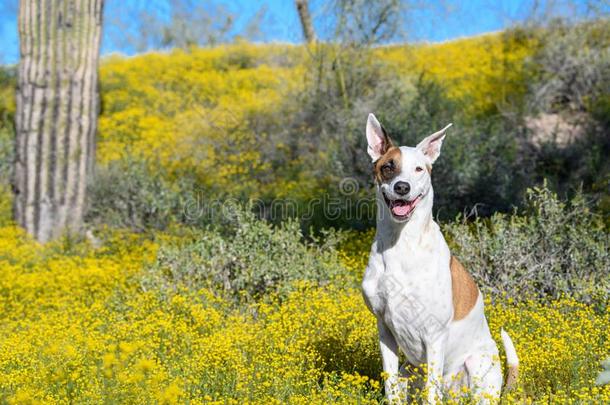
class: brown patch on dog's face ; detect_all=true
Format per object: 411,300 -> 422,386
373,147 -> 402,184
450,256 -> 479,321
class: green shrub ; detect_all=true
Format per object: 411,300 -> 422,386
86,157 -> 190,231
525,19 -> 610,114
517,19 -> 610,210
142,206 -> 348,302
0,67 -> 15,227
0,126 -> 12,184
0,125 -> 13,226
444,184 -> 609,304
0,66 -> 15,193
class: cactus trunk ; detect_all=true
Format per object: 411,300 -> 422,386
14,0 -> 103,242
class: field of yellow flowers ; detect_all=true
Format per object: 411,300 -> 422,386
0,225 -> 608,404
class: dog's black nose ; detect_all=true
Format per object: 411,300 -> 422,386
394,181 -> 410,196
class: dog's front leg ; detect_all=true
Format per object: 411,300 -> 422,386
424,333 -> 447,404
377,318 -> 406,403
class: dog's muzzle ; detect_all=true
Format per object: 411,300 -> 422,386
383,193 -> 422,220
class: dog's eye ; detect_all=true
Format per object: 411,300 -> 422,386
415,166 -> 424,172
382,161 -> 394,174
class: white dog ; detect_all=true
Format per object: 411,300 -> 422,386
361,114 -> 518,403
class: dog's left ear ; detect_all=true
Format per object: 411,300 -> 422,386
416,123 -> 453,164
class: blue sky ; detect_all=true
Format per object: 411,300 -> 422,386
0,0 -> 605,64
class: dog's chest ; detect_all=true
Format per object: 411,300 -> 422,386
363,239 -> 451,311
363,260 -> 451,321
362,240 -> 453,362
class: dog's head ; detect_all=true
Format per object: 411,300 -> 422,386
366,113 -> 452,223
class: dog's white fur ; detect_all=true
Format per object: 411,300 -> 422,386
361,114 -> 518,403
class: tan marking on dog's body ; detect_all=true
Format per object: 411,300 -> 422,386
450,256 -> 479,321
374,147 -> 401,183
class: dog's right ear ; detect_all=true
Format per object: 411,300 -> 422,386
366,113 -> 392,162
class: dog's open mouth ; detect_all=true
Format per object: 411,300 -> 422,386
384,193 -> 422,219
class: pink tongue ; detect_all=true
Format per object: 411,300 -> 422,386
392,201 -> 412,216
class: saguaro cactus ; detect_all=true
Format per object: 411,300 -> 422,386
14,0 -> 104,242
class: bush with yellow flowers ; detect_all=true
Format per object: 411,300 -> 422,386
97,43 -> 304,198
379,29 -> 537,117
